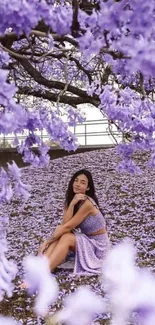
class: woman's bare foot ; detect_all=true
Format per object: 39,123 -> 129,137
19,281 -> 29,289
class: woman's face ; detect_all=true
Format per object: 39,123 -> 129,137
73,174 -> 89,194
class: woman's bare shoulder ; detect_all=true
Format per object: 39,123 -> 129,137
79,198 -> 94,212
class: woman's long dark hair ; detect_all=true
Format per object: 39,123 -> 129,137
65,169 -> 99,215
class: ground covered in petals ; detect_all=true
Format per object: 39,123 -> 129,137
0,148 -> 154,324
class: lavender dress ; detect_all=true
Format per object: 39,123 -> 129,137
72,196 -> 110,275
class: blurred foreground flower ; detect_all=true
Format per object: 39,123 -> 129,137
1,239 -> 155,325
102,239 -> 155,325
23,255 -> 59,316
51,286 -> 106,325
0,238 -> 17,301
0,316 -> 18,325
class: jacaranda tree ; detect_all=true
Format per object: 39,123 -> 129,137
0,0 -> 155,173
1,2 -> 155,324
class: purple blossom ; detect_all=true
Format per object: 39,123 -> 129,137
0,163 -> 31,204
102,239 -> 155,325
117,144 -> 134,158
56,286 -> 106,325
0,49 -> 10,67
0,240 -> 18,301
23,255 -> 59,316
0,0 -> 40,36
0,316 -> 18,325
0,0 -> 155,184
67,107 -> 86,127
15,180 -> 31,201
117,159 -> 141,174
7,161 -> 21,181
78,29 -> 104,56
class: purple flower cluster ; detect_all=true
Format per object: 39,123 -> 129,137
0,232 -> 17,302
0,0 -> 40,36
99,85 -> 155,171
23,255 -> 59,316
46,110 -> 79,151
67,107 -> 86,127
0,49 -> 10,68
103,239 -> 155,325
0,0 -> 155,173
0,0 -> 72,36
0,161 -> 31,205
78,0 -> 155,76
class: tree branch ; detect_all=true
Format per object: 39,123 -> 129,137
17,57 -> 99,100
12,48 -> 93,83
0,30 -> 78,47
17,86 -> 99,106
71,0 -> 80,37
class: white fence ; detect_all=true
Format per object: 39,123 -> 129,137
0,119 -> 122,147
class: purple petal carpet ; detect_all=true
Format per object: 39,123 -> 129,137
0,148 -> 154,324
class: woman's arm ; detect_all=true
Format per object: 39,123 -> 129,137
61,203 -> 74,225
50,199 -> 92,241
62,194 -> 86,225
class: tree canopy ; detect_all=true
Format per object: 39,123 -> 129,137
0,0 -> 155,173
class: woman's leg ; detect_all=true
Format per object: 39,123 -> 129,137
47,233 -> 76,271
40,240 -> 59,257
20,240 -> 59,289
20,234 -> 76,288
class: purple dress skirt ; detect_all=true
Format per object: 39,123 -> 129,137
73,232 -> 110,275
72,196 -> 110,275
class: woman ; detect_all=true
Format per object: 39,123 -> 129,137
38,169 -> 110,275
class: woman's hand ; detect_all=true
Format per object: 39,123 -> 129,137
53,225 -> 64,238
71,194 -> 87,206
38,239 -> 53,255
39,225 -> 66,255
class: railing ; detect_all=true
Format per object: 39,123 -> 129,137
72,119 -> 122,146
0,119 -> 122,148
